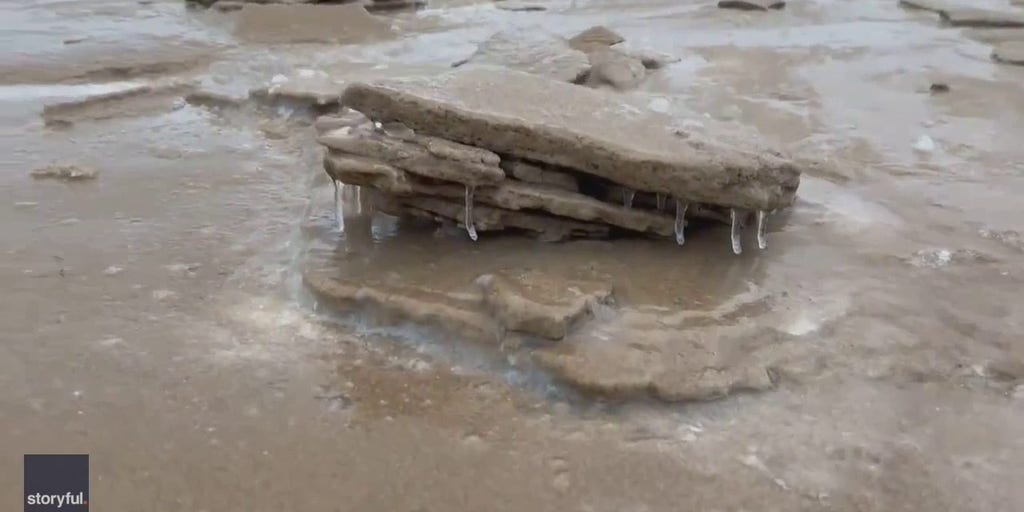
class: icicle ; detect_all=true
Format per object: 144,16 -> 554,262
674,199 -> 688,245
464,185 -> 478,241
729,209 -> 743,255
756,210 -> 767,250
332,178 -> 340,213
656,193 -> 666,210
623,188 -> 636,209
333,179 -> 345,233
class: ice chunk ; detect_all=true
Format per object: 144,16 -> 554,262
913,134 -> 935,153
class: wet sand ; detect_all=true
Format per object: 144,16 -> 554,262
2,0 -> 1024,510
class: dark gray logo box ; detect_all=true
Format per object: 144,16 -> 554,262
24,455 -> 89,511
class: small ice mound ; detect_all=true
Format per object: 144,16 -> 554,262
740,453 -> 769,472
905,248 -> 996,268
647,97 -> 671,113
917,248 -> 952,267
785,315 -> 821,336
402,358 -> 432,372
231,298 -> 305,329
912,134 -> 936,153
31,163 -> 98,181
979,229 -> 1024,252
98,336 -> 123,347
164,262 -> 200,277
778,295 -> 850,336
679,118 -> 705,131
267,74 -> 291,95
